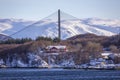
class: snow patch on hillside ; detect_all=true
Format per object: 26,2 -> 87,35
0,18 -> 120,39
0,23 -> 12,32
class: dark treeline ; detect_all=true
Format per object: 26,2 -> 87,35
0,36 -> 60,44
0,38 -> 32,44
36,36 -> 60,42
0,33 -> 120,47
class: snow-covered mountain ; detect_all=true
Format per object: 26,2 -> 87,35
0,34 -> 12,41
0,18 -> 120,40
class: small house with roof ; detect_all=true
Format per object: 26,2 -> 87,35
45,45 -> 68,53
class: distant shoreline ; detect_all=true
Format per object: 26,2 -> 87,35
0,67 -> 119,70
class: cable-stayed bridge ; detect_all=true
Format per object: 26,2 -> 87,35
2,10 -> 79,41
1,10 -> 120,41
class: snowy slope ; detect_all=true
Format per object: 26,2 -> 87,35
0,18 -> 120,40
0,34 -> 12,41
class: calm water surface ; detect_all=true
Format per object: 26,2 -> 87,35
0,68 -> 120,80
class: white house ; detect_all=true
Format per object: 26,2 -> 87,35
101,51 -> 113,59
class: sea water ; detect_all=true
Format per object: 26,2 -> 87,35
0,68 -> 120,80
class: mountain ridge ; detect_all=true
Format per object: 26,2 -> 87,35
0,18 -> 120,40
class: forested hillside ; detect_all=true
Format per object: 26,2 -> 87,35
0,34 -> 120,67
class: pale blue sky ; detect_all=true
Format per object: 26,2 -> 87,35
0,0 -> 120,20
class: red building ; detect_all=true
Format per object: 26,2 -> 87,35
46,45 -> 67,53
